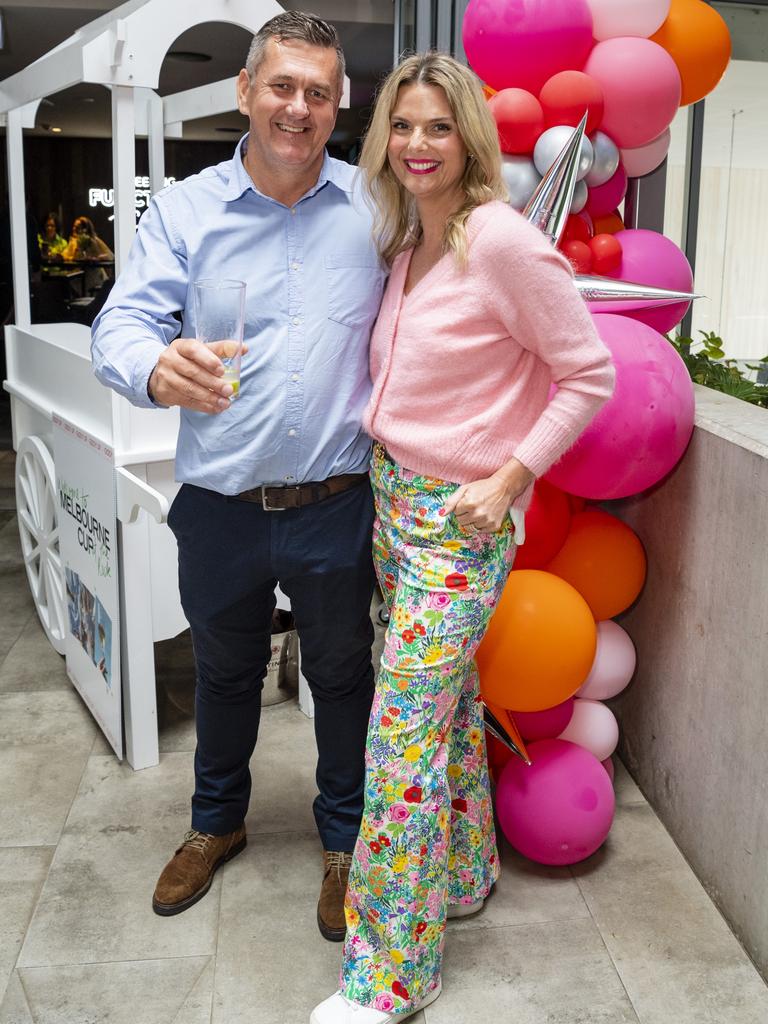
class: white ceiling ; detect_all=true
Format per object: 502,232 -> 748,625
0,0 -> 395,143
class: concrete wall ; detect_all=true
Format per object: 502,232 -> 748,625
612,385 -> 768,978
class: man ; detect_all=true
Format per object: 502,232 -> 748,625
91,12 -> 386,941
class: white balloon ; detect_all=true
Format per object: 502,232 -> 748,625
533,126 -> 594,181
621,128 -> 671,178
585,131 -> 620,187
558,699 -> 619,762
501,154 -> 542,210
586,0 -> 671,41
570,179 -> 588,214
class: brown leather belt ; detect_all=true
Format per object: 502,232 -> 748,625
234,472 -> 368,511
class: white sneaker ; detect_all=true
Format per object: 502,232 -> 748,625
447,898 -> 485,919
310,979 -> 441,1023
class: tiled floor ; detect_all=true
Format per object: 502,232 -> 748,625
1,447 -> 768,1023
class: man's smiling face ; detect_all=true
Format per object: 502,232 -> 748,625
237,37 -> 340,185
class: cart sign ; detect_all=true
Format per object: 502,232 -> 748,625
53,414 -> 122,759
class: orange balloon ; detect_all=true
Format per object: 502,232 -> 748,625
477,570 -> 596,713
651,0 -> 731,106
482,84 -> 497,101
545,509 -> 647,620
592,211 -> 625,236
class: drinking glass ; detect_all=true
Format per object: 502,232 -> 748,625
193,279 -> 245,399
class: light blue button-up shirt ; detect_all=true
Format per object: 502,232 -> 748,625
91,138 -> 386,494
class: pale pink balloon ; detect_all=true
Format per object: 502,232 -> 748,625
584,38 -> 681,148
496,738 -> 615,865
621,128 -> 671,178
586,0 -> 670,41
557,698 -> 619,762
579,620 -> 637,700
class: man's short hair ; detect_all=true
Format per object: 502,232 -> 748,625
246,11 -> 345,93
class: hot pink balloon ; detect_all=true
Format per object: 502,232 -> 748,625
585,163 -> 627,218
557,698 -> 619,762
608,228 -> 694,332
463,0 -> 595,95
513,698 -> 575,741
579,620 -> 637,700
621,128 -> 671,177
584,38 -> 681,148
496,738 -> 615,865
546,313 -> 695,499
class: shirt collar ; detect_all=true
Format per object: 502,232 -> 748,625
221,134 -> 353,204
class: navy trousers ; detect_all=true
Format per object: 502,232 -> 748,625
168,480 -> 376,852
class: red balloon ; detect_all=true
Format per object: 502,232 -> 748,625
589,233 -> 623,275
513,479 -> 572,570
539,70 -> 604,134
560,239 -> 592,274
488,88 -> 545,154
563,213 -> 593,245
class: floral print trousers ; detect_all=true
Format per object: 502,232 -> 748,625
341,445 -> 516,1014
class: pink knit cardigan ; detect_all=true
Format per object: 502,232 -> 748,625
363,201 -> 615,510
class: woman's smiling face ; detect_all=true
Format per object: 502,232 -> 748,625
387,82 -> 468,210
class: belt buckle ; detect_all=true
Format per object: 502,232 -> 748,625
261,485 -> 287,511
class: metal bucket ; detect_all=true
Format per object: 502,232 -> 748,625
263,609 -> 299,706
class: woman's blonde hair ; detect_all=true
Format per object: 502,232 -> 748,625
360,52 -> 506,267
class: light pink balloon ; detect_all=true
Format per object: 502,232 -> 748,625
586,0 -> 671,41
621,128 -> 671,178
558,698 -> 619,762
496,738 -> 615,865
514,698 -> 575,741
584,38 -> 681,148
608,228 -> 694,333
579,620 -> 637,700
462,0 -> 595,95
585,163 -> 627,218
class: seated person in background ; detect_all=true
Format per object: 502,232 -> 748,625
37,213 -> 67,260
62,216 -> 113,262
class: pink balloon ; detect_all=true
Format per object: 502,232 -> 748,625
608,228 -> 694,332
496,738 -> 615,865
586,0 -> 670,41
579,620 -> 637,700
602,757 -> 615,782
621,128 -> 671,178
584,38 -> 681,148
546,313 -> 695,499
513,698 -> 575,741
557,698 -> 619,761
585,163 -> 627,218
463,0 -> 595,95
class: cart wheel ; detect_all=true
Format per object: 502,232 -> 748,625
15,436 -> 66,655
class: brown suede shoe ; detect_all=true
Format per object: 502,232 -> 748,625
152,825 -> 247,916
317,850 -> 353,942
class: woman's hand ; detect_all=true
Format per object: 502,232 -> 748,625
442,458 -> 535,534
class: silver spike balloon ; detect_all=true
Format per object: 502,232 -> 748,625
575,274 -> 700,313
483,702 -> 531,766
522,112 -> 587,247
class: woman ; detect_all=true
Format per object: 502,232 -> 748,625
62,215 -> 113,262
37,213 -> 67,259
312,53 -> 614,1024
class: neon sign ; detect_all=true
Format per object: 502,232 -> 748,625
88,175 -> 177,219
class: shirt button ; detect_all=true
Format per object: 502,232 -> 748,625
290,208 -> 297,216
291,263 -> 300,271
288,429 -> 297,437
285,475 -> 294,482
291,373 -> 300,382
292,317 -> 300,326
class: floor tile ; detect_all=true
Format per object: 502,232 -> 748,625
572,803 -> 768,1024
425,916 -> 639,1024
3,958 -> 210,1024
0,848 -> 53,1007
0,568 -> 35,666
213,830 -> 344,1024
0,972 -> 33,1024
19,753 -> 219,967
447,834 -> 590,935
174,957 -> 215,1024
0,616 -> 68,694
0,691 -> 95,748
612,758 -> 645,806
0,516 -> 22,569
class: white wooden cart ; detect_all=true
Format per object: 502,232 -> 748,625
1,0 -> 338,768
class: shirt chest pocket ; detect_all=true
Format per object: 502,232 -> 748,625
325,251 -> 385,329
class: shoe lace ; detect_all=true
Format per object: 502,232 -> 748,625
325,850 -> 353,883
181,829 -> 212,856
